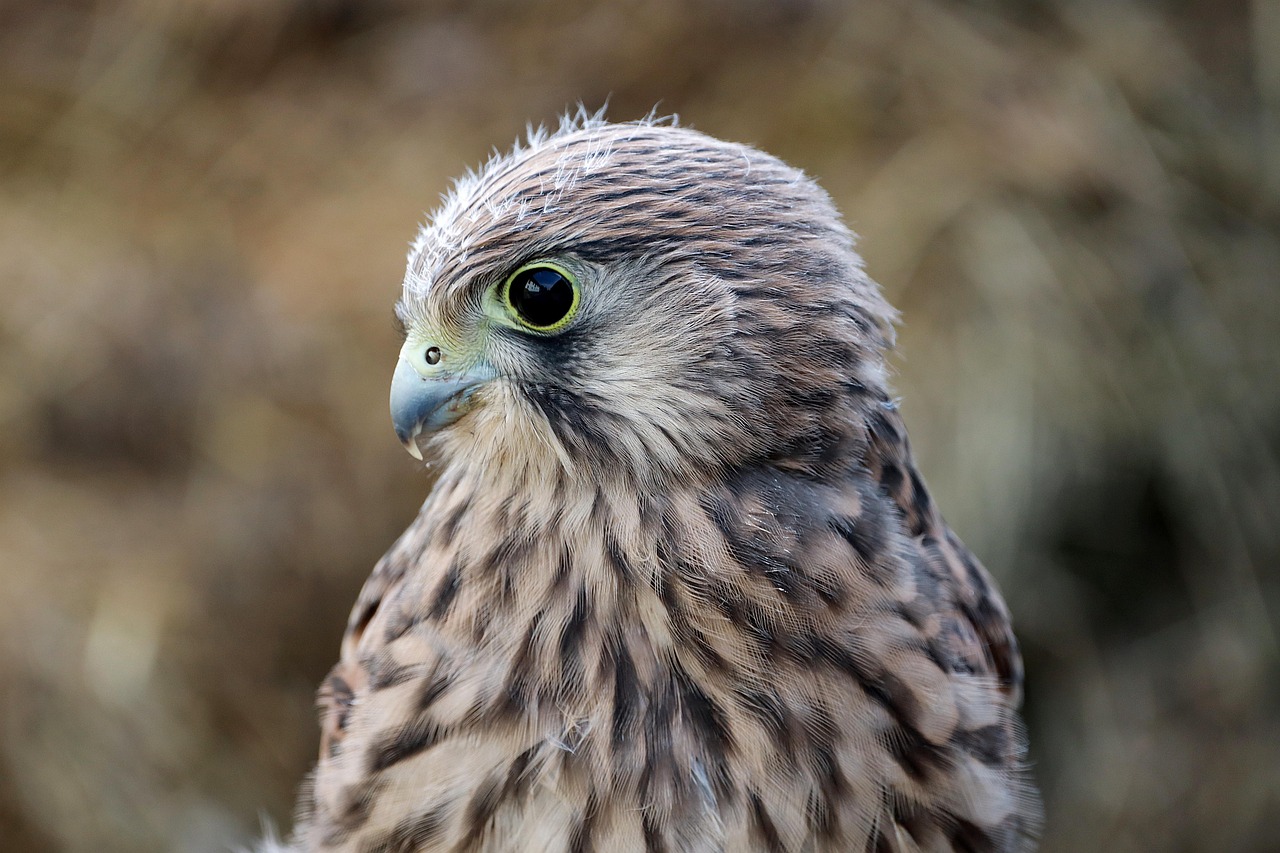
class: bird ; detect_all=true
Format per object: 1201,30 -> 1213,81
266,111 -> 1041,852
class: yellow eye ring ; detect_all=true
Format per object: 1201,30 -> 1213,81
502,261 -> 580,332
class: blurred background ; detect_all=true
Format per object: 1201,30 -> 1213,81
1,0 -> 1277,850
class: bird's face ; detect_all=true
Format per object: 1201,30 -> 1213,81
391,244 -> 737,483
390,257 -> 587,453
391,118 -> 895,484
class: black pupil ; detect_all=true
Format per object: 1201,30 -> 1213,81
510,267 -> 574,328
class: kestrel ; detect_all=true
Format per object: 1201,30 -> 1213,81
263,113 -> 1041,852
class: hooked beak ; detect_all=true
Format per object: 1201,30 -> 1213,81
389,343 -> 493,460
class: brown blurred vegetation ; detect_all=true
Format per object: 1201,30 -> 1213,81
1,1 -> 1277,851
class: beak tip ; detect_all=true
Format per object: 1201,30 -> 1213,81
395,424 -> 425,461
390,355 -> 491,461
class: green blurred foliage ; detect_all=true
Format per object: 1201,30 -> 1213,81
0,1 -> 1276,851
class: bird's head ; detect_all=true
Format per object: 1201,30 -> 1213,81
392,112 -> 897,486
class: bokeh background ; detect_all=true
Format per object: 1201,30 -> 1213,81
1,1 -> 1277,850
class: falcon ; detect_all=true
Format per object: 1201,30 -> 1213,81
267,113 -> 1041,852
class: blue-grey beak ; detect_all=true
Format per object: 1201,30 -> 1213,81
390,349 -> 492,460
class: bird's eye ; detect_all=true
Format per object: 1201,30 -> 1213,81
503,262 -> 579,332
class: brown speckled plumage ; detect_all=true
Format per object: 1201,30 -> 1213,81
271,112 -> 1041,852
